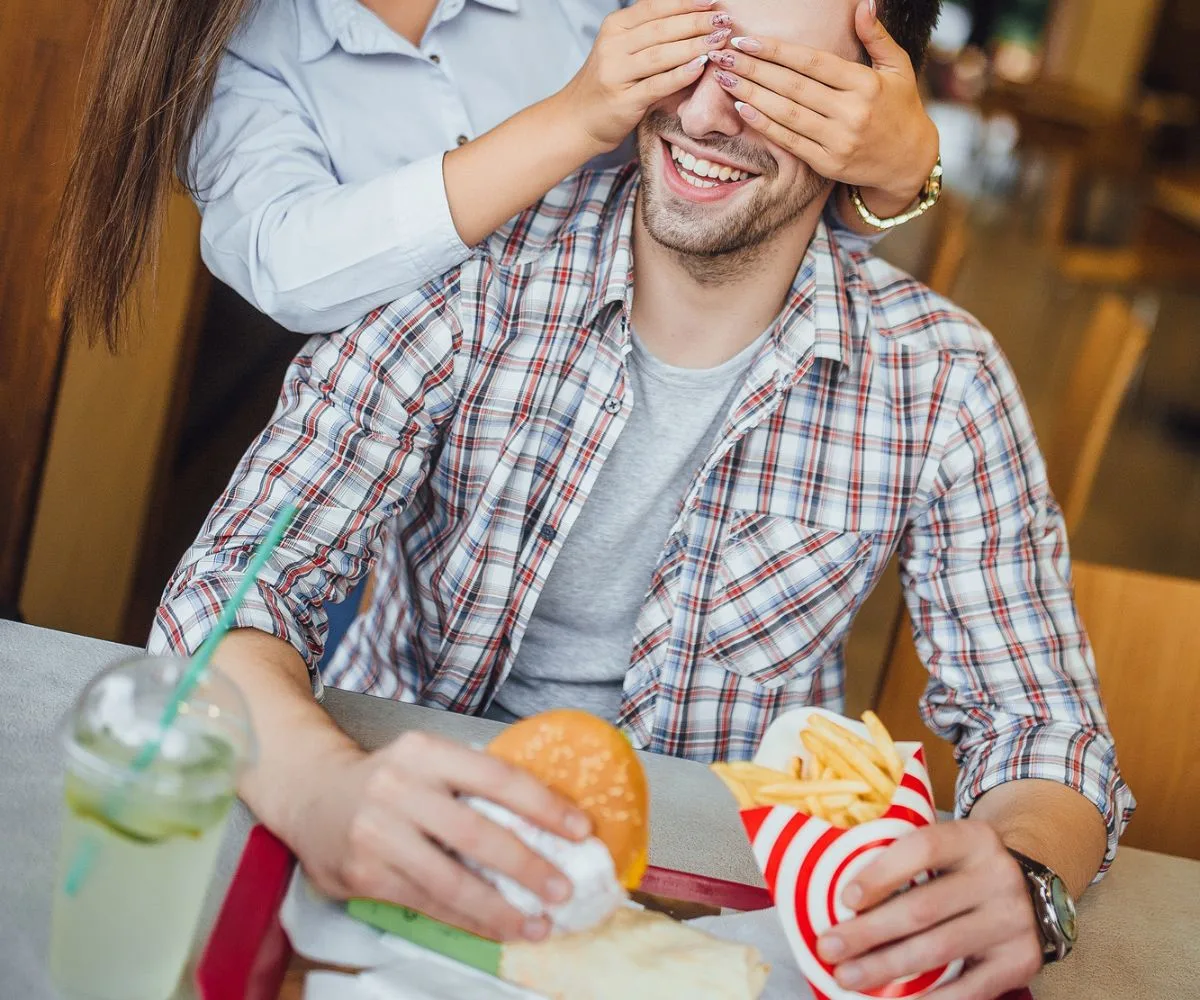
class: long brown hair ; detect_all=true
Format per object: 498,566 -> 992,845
49,0 -> 256,351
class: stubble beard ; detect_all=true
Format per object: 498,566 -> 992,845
636,111 -> 832,285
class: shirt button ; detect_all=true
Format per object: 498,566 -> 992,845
604,397 -> 621,414
539,523 -> 557,543
429,53 -> 441,64
456,134 -> 469,147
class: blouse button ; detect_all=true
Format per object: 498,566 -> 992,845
429,53 -> 441,64
604,397 -> 622,414
456,134 -> 469,147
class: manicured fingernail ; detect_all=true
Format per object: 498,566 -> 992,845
523,917 -> 550,941
730,36 -> 762,53
842,882 -> 864,908
710,49 -> 735,68
869,0 -> 878,18
710,12 -> 732,27
818,934 -> 846,961
734,100 -> 758,121
838,962 -> 863,988
688,53 -> 709,69
546,876 -> 571,903
706,27 -> 732,45
694,0 -> 718,6
714,69 -> 739,89
565,811 -> 590,838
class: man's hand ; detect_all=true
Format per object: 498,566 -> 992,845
707,0 -> 939,215
816,820 -> 1043,999
288,731 -> 592,943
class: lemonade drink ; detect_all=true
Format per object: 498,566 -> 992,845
48,656 -> 253,1000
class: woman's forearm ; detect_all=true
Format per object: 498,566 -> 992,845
442,94 -> 608,247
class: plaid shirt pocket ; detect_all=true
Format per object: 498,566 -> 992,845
702,513 -> 875,688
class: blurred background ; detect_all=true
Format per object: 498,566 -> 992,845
2,0 -> 1198,713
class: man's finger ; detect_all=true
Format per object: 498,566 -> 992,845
845,823 -> 978,911
410,784 -> 570,903
395,732 -> 591,841
729,35 -> 864,90
924,938 -> 1043,1000
341,819 -> 535,941
831,908 -> 1006,992
393,830 -> 542,942
818,869 -> 983,962
855,0 -> 912,74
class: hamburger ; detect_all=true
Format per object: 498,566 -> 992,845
487,708 -> 649,891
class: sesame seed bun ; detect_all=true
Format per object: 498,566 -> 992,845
487,710 -> 649,890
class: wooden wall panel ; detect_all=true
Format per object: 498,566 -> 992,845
0,0 -> 93,618
20,194 -> 205,640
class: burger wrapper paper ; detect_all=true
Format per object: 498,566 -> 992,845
738,707 -> 963,1000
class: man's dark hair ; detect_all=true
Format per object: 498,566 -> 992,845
879,0 -> 943,72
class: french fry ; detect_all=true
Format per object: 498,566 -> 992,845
710,765 -> 757,808
805,727 -> 896,801
809,715 -> 890,772
862,710 -> 904,783
756,780 -> 872,797
847,800 -> 885,824
712,711 -> 906,831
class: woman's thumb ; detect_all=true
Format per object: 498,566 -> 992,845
856,0 -> 909,72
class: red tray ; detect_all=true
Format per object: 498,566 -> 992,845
196,825 -> 1034,1000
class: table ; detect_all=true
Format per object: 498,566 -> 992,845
3,621 -> 1198,998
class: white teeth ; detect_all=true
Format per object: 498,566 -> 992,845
669,142 -> 751,186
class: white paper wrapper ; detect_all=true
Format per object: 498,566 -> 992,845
463,797 -> 625,935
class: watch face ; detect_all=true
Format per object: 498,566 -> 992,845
1051,877 -> 1078,942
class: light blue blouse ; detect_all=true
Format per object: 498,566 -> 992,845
191,0 -> 867,333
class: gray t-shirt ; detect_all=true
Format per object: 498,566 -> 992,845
491,328 -> 768,722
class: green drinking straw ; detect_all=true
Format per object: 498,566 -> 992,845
63,503 -> 299,896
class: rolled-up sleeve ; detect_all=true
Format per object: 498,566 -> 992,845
191,51 -> 469,333
899,342 -> 1134,876
148,278 -> 466,685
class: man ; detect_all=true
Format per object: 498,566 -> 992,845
152,0 -> 1132,994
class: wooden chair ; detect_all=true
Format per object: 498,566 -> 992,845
1042,294 -> 1151,534
924,190 -> 969,299
874,561 -> 1200,860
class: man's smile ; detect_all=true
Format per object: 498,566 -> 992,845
658,136 -> 761,203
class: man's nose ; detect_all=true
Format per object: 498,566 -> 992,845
677,65 -> 744,142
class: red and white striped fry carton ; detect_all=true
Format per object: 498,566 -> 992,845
738,707 -> 963,1000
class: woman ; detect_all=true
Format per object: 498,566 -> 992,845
49,0 -> 940,943
53,0 -> 939,345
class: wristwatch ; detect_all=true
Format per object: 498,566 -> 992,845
1008,848 -> 1078,963
848,155 -> 943,231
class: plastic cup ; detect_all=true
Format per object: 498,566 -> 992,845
49,654 -> 255,1000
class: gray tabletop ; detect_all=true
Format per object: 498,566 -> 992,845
2,621 -> 1198,999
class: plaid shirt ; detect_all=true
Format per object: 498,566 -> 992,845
151,165 -> 1132,866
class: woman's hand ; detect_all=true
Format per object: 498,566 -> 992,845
290,731 -> 591,942
556,0 -> 737,155
708,0 -> 939,217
